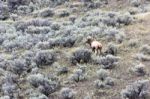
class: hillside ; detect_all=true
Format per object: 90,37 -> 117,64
0,0 -> 150,99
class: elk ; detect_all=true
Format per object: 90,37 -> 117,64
86,36 -> 103,55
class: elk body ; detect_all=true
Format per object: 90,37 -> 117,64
86,36 -> 102,55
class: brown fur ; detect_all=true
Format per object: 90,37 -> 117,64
86,36 -> 102,55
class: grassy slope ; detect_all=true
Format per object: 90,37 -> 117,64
1,0 -> 150,99
47,1 -> 150,99
20,1 -> 150,99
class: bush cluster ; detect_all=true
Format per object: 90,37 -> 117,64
60,87 -> 75,99
0,3 -> 9,20
94,55 -> 120,69
70,49 -> 92,65
95,69 -> 114,89
15,19 -> 51,32
121,80 -> 150,99
135,44 -> 150,61
69,69 -> 87,82
9,58 -> 29,75
34,50 -> 56,67
105,43 -> 118,55
7,0 -> 31,11
129,63 -> 146,76
27,73 -> 60,96
39,8 -> 54,18
140,44 -> 150,55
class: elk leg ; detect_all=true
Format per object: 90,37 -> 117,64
100,49 -> 102,55
99,47 -> 102,55
92,47 -> 95,53
96,49 -> 99,55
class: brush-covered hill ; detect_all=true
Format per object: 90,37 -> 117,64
0,0 -> 150,99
